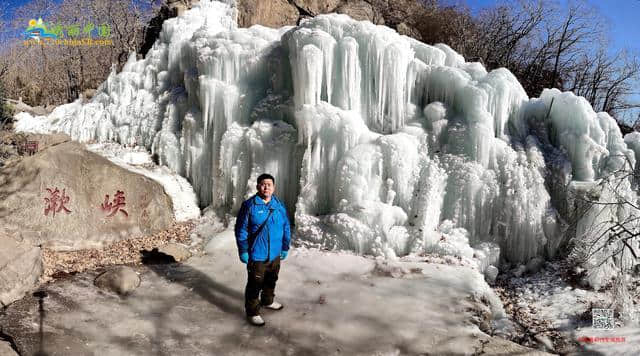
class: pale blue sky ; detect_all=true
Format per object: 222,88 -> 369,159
450,0 -> 640,54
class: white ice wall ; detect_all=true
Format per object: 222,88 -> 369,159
17,0 -> 640,281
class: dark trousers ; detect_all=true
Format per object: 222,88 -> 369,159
245,257 -> 281,317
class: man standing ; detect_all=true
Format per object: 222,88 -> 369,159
235,173 -> 291,326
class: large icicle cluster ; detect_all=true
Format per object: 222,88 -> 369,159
16,0 -> 640,283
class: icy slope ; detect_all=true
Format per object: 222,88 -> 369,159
15,0 -> 639,280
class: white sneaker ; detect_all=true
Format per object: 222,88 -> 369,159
264,301 -> 283,310
248,315 -> 265,326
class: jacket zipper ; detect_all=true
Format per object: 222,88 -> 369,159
267,208 -> 271,262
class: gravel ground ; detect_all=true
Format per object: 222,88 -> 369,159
0,129 -> 29,167
41,220 -> 197,281
493,259 -> 640,355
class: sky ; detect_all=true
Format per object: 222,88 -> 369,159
451,0 -> 640,54
585,0 -> 640,54
1,0 -> 57,20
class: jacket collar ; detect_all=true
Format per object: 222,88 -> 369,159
253,194 -> 275,206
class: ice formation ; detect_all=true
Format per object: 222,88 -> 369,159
15,0 -> 640,283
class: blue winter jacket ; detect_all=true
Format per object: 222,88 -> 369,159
235,194 -> 291,262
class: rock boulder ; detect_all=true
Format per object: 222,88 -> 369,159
0,140 -> 174,251
0,233 -> 42,307
292,0 -> 341,15
0,340 -> 18,356
336,0 -> 385,24
158,243 -> 192,262
236,0 -> 299,28
94,266 -> 140,295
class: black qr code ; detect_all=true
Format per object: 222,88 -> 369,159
593,308 -> 614,330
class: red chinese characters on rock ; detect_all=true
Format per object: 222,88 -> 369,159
101,190 -> 129,218
20,141 -> 39,156
44,187 -> 72,217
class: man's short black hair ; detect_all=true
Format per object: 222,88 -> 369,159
257,173 -> 275,184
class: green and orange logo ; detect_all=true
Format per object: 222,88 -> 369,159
21,18 -> 113,47
23,18 -> 58,41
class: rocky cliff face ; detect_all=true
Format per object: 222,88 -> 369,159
236,0 -> 427,38
141,0 -> 198,56
141,0 -> 429,56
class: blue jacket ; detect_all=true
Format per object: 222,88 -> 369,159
235,194 -> 291,262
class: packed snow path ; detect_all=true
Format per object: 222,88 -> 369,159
0,229 -> 549,356
14,0 -> 640,286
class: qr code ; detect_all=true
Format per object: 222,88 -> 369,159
593,308 -> 614,330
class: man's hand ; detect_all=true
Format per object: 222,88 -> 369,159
280,251 -> 288,260
239,252 -> 249,264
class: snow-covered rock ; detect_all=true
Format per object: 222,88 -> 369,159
485,265 -> 499,285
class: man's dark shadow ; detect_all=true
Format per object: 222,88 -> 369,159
138,248 -> 322,355
140,248 -> 244,316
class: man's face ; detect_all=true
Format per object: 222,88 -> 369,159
257,179 -> 274,200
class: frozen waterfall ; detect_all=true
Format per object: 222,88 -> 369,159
16,0 -> 640,284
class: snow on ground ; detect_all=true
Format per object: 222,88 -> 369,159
84,142 -> 200,222
1,214 -> 549,355
13,112 -> 49,133
497,260 -> 640,355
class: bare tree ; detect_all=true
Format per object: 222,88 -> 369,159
473,0 -> 547,69
566,47 -> 640,121
545,1 -> 603,89
422,0 -> 639,125
0,2 -> 10,125
568,154 -> 640,323
1,0 -> 156,106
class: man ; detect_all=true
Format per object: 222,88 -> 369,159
235,173 -> 291,326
